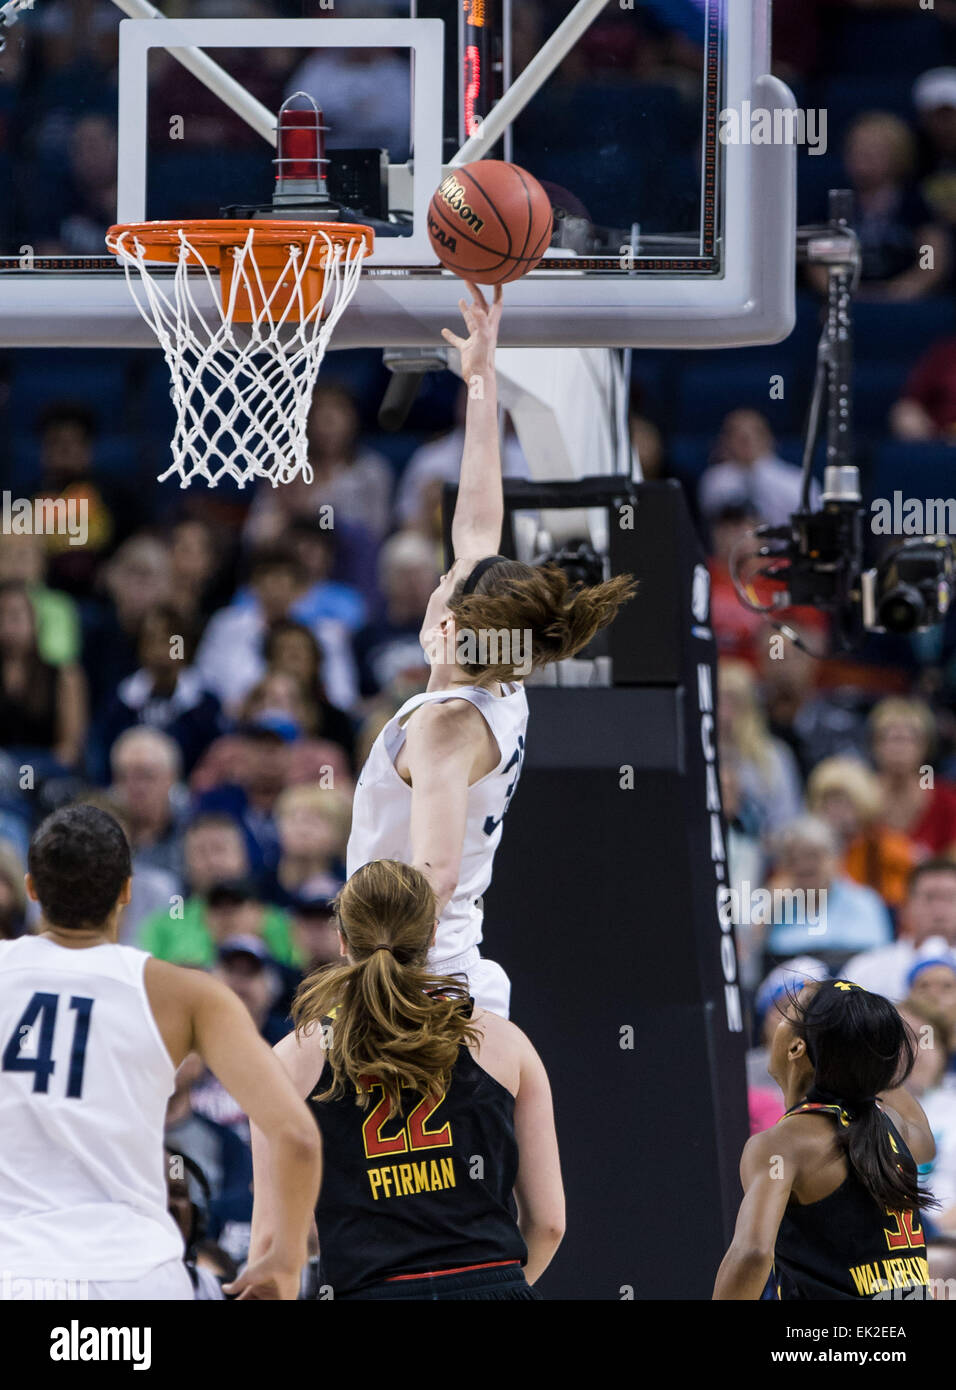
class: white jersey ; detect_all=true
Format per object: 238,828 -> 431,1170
347,682 -> 529,967
0,936 -> 185,1281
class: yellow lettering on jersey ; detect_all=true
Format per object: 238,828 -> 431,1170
368,1168 -> 384,1201
439,1156 -> 455,1189
399,1163 -> 415,1196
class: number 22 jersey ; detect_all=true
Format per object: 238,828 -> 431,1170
346,682 -> 529,969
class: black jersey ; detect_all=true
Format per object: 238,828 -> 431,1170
770,1101 -> 930,1301
308,1045 -> 527,1297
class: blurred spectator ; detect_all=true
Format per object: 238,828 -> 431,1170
81,534 -> 172,716
808,112 -> 950,301
869,696 -> 956,856
109,726 -> 186,879
285,46 -> 412,161
807,755 -> 916,909
0,842 -> 28,940
75,789 -> 178,945
288,890 -> 341,976
707,503 -> 766,663
193,719 -> 297,876
903,953 -> 956,1038
214,936 -> 289,1046
148,41 -> 288,150
914,68 -> 956,230
167,517 -> 229,631
843,858 -> 956,998
245,385 -> 393,545
140,813 -> 295,967
717,658 -> 804,835
352,532 -> 436,699
747,957 -> 830,1133
284,519 -> 366,632
98,604 -> 224,779
33,403 -> 119,599
303,384 -> 393,541
267,783 -> 351,908
0,579 -> 87,773
890,333 -> 956,440
190,671 -> 352,796
0,532 -> 80,666
394,388 -> 529,539
629,412 -> 667,482
898,1001 -> 956,1233
757,622 -> 868,778
761,815 -> 894,965
698,410 -> 818,528
720,751 -> 765,991
193,544 -> 358,714
264,619 -> 356,765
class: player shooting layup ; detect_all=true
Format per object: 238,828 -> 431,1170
346,285 -> 634,1017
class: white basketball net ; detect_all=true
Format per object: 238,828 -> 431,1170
109,225 -> 369,488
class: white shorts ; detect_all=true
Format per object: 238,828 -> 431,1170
433,947 -> 511,1018
82,1260 -> 194,1301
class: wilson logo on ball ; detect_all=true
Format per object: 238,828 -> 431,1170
437,175 -> 486,234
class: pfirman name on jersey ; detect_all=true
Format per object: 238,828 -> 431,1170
50,1321 -> 152,1371
2,491 -> 88,546
369,1156 -> 456,1200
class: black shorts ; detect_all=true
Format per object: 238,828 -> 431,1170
338,1264 -> 543,1301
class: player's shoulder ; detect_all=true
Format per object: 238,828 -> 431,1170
471,1007 -> 541,1068
408,693 -> 488,743
144,955 -> 235,1010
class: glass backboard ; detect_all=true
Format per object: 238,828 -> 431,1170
0,0 -> 795,347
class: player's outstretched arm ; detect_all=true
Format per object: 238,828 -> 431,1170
147,960 -> 322,1300
406,700 -> 481,915
441,282 -> 505,561
713,1127 -> 796,1300
511,1028 -> 565,1284
247,1027 -> 326,1272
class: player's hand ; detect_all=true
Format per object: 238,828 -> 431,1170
223,1254 -> 303,1301
441,282 -> 503,382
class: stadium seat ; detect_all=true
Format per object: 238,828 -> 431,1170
8,352 -> 132,433
673,360 -> 803,437
867,440 -> 956,509
817,75 -> 917,148
828,12 -> 947,77
852,362 -> 911,438
147,149 -> 273,221
852,300 -> 956,363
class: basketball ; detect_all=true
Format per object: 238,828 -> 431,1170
427,160 -> 554,285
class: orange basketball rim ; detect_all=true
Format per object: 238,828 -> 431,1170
106,219 -> 375,324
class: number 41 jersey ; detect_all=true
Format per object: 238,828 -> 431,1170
0,936 -> 184,1281
347,682 -> 529,968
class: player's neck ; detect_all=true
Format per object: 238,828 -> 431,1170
39,920 -> 118,949
427,667 -> 507,696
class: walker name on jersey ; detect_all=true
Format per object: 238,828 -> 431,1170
849,1256 -> 930,1298
50,1320 -> 152,1371
369,1156 -> 457,1201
